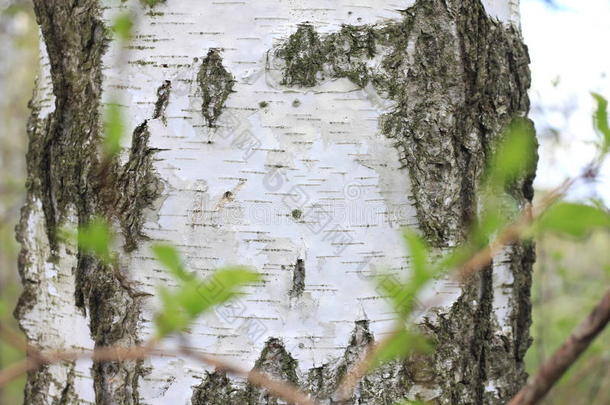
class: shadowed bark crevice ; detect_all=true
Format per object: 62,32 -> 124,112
16,3 -> 161,404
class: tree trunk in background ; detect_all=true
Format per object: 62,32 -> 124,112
15,0 -> 536,404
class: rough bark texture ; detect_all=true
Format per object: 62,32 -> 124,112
16,0 -> 535,404
16,2 -> 160,404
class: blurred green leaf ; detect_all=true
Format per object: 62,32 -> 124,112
104,102 -> 125,158
433,211 -> 507,275
473,210 -> 505,247
377,230 -> 432,318
536,202 -> 610,238
153,244 -> 260,338
393,401 -> 427,405
370,328 -> 432,370
403,229 -> 430,285
376,275 -> 416,317
185,267 -> 259,316
152,244 -> 191,281
155,287 -> 190,337
486,119 -> 537,188
141,0 -> 165,7
112,13 -> 134,42
592,93 -> 610,152
77,217 -> 113,263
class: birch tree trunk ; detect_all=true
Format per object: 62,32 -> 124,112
15,0 -> 536,404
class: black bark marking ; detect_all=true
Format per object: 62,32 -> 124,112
191,325 -> 414,405
153,79 -> 171,123
289,258 -> 306,297
197,49 -> 235,127
111,120 -> 164,252
275,24 -> 325,87
192,371 -> 246,405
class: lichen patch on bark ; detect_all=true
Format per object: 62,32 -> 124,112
197,49 -> 235,127
274,0 -> 532,249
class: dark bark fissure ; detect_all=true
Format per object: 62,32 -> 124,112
153,80 -> 172,123
16,2 -> 163,404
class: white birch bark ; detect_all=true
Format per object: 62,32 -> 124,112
16,1 -> 535,404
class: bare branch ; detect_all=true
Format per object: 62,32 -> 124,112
0,359 -> 32,386
508,287 -> 610,405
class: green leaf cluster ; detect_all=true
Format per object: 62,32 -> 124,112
535,202 -> 610,238
152,244 -> 260,337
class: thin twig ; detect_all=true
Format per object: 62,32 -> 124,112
0,336 -> 159,386
508,287 -> 610,405
0,359 -> 31,386
0,331 -> 319,405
